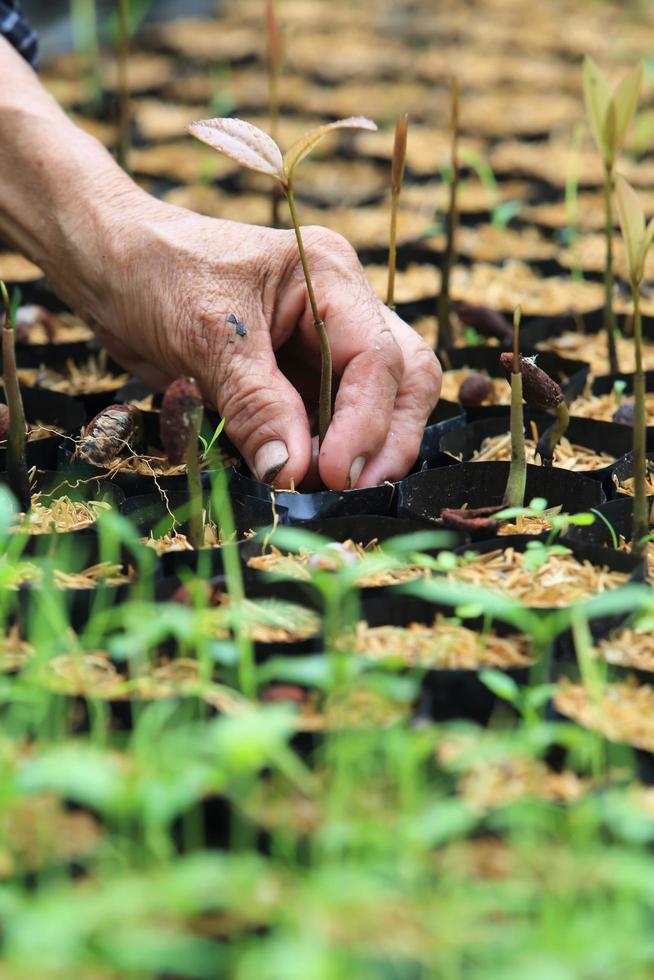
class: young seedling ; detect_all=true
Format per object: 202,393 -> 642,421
265,0 -> 284,226
386,113 -> 409,311
502,307 -> 526,508
583,56 -> 643,373
116,0 -> 131,173
436,76 -> 460,350
187,115 -> 377,445
70,0 -> 102,109
0,282 -> 30,512
499,352 -> 570,466
160,378 -> 205,551
614,173 -> 654,559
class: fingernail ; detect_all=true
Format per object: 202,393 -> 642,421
254,440 -> 289,484
348,456 -> 366,489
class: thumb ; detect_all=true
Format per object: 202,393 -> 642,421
215,331 -> 312,487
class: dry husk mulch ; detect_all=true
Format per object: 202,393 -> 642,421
17,357 -> 129,396
447,546 -> 628,607
0,792 -> 101,877
449,261 -> 603,317
35,653 -> 244,713
541,333 -> 654,376
466,430 -> 615,471
613,472 -> 654,498
598,626 -> 654,673
340,617 -> 532,669
201,595 -> 321,644
439,369 -> 508,405
554,679 -> 654,753
0,252 -> 43,282
438,224 -> 557,264
0,560 -> 133,591
247,540 -> 428,588
295,686 -> 410,733
561,234 -> 654,281
12,496 -> 111,535
17,311 -> 93,346
0,628 -> 34,672
457,757 -> 589,812
496,514 -> 555,537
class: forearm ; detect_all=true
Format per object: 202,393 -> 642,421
0,36 -> 147,320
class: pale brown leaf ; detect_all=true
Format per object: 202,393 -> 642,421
187,117 -> 284,179
283,116 -> 377,179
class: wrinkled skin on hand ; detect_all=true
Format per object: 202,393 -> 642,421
82,201 -> 442,490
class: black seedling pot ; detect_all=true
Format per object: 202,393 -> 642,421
119,491 -> 286,579
451,534 -> 645,613
10,577 -> 131,634
13,339 -> 93,371
2,471 -> 125,557
358,591 -> 538,726
0,387 -> 84,472
156,572 -> 323,661
518,307 -> 654,352
419,400 -> 467,464
59,442 -> 200,499
608,451 -> 654,500
397,461 -> 605,531
439,412 -> 632,490
229,467 -> 397,522
442,345 -> 590,406
564,497 -> 637,548
240,515 -> 462,602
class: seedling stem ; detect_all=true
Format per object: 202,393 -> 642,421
603,166 -> 619,373
116,0 -> 131,174
631,281 -> 647,558
503,307 -> 526,508
386,113 -> 408,310
285,181 -> 332,444
1,283 -> 29,512
437,76 -> 459,350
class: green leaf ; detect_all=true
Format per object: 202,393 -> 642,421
583,55 -> 610,159
187,117 -> 284,180
611,61 -> 643,156
479,669 -> 520,704
615,173 -> 645,283
283,116 -> 377,179
640,214 -> 654,278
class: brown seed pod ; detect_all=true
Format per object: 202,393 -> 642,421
612,401 -> 635,426
0,403 -> 10,442
455,302 -> 513,342
160,377 -> 204,466
499,353 -> 563,411
458,373 -> 492,407
440,504 -> 502,534
14,305 -> 57,345
262,683 -> 307,705
76,404 -> 142,467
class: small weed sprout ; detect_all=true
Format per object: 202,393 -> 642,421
265,0 -> 284,226
583,56 -> 643,373
187,115 -> 377,445
0,282 -> 29,512
437,75 -> 460,350
386,113 -> 409,310
116,0 -> 131,173
614,173 -> 654,559
160,377 -> 205,550
502,307 -> 526,508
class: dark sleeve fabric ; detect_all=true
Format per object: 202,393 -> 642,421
0,1 -> 38,67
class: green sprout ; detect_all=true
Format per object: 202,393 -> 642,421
187,114 -> 377,446
265,0 -> 284,226
614,173 -> 654,559
0,282 -> 29,513
583,56 -> 643,373
503,306 -> 526,508
386,113 -> 409,311
436,75 -> 460,350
